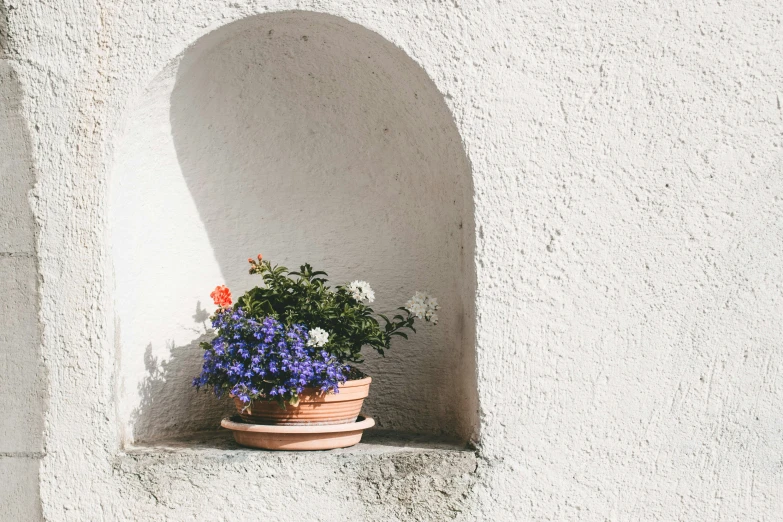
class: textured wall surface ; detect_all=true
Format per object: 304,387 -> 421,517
1,0 -> 782,520
0,37 -> 44,517
111,13 -> 476,444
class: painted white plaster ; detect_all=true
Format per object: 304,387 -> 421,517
111,13 -> 476,444
0,62 -> 36,254
0,54 -> 44,517
1,0 -> 782,520
0,59 -> 44,454
0,457 -> 42,520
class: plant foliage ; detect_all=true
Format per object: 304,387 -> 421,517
193,255 -> 439,405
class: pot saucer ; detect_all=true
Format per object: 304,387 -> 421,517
221,415 -> 375,450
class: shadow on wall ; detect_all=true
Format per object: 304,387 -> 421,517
121,11 -> 477,443
129,302 -> 233,440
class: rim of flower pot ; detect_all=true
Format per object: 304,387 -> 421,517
339,376 -> 372,388
221,415 -> 375,433
230,376 -> 372,405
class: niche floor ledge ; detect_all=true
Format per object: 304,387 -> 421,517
123,429 -> 473,456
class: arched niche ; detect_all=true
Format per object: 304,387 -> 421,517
111,11 -> 477,445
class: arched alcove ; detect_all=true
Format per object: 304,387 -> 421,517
111,11 -> 477,445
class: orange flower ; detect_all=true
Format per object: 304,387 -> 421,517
257,253 -> 263,261
210,285 -> 232,308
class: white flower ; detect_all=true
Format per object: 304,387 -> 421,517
405,292 -> 439,322
408,304 -> 427,319
307,327 -> 329,347
347,280 -> 375,303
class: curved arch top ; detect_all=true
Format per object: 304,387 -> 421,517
110,11 -> 478,444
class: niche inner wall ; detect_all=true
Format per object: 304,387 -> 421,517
110,13 -> 476,444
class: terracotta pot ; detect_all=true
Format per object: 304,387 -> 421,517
233,377 -> 371,425
221,416 -> 375,450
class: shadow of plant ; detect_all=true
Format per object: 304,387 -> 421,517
129,302 -> 232,443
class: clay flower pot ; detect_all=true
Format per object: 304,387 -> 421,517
232,377 -> 371,426
221,416 -> 375,450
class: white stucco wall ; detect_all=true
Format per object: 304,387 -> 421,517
0,50 -> 44,517
1,0 -> 782,520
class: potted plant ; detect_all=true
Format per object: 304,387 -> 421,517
193,254 -> 439,450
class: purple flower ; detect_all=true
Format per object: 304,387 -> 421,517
193,310 -> 348,403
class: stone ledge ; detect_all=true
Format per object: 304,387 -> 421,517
124,429 -> 474,456
114,430 -> 479,520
